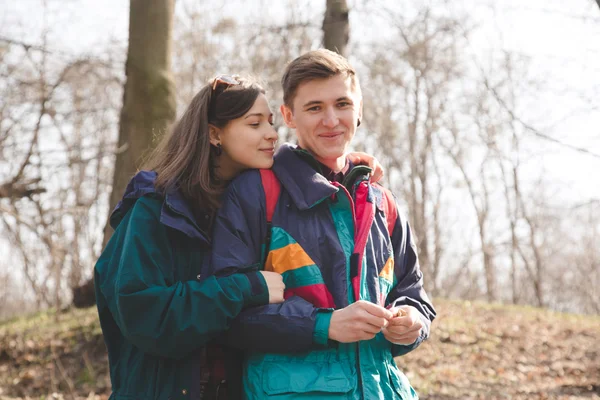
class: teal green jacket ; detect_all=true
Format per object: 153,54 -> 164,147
94,171 -> 269,399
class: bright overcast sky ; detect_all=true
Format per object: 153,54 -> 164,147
2,0 -> 599,201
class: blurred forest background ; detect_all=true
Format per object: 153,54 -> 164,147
1,0 -> 599,399
1,0 -> 599,318
0,0 -> 600,399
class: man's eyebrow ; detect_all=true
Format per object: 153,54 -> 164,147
302,97 -> 353,108
302,100 -> 322,108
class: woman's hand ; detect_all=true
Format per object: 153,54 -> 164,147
259,271 -> 286,303
347,152 -> 385,183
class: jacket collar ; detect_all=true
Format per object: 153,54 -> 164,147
272,144 -> 377,211
109,170 -> 210,244
272,144 -> 339,210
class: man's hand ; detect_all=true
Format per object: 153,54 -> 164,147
346,152 -> 385,183
328,300 -> 393,343
382,305 -> 424,345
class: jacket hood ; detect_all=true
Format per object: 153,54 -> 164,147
109,170 -> 210,243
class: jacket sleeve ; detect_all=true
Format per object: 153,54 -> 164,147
210,170 -> 330,353
385,194 -> 437,357
94,196 -> 269,360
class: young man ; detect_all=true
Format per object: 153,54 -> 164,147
210,49 -> 436,399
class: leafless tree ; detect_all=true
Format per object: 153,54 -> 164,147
2,0 -> 598,318
0,33 -> 122,316
356,5 -> 470,295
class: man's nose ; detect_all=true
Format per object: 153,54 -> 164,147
322,108 -> 339,128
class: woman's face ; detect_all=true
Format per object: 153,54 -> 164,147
214,93 -> 278,179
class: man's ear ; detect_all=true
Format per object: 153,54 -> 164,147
280,104 -> 296,129
208,124 -> 221,146
357,98 -> 363,126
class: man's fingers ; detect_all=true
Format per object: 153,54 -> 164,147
387,315 -> 415,326
386,323 -> 422,335
357,301 -> 393,319
358,310 -> 390,330
361,322 -> 384,336
386,329 -> 421,341
383,323 -> 422,339
388,319 -> 424,334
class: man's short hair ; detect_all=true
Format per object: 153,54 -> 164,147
281,49 -> 361,107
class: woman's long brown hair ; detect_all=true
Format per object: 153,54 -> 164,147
143,76 -> 265,216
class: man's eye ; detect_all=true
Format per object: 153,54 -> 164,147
338,102 -> 351,107
307,106 -> 321,112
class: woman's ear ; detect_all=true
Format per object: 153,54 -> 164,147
208,124 -> 221,146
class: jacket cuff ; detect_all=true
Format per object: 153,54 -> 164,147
241,271 -> 269,308
313,309 -> 334,346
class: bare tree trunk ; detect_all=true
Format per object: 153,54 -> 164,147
517,190 -> 545,308
500,162 -> 519,304
406,77 -> 432,279
103,0 -> 176,248
74,0 -> 176,308
430,154 -> 444,293
323,0 -> 349,56
472,161 -> 495,303
480,223 -> 496,302
445,144 -> 496,302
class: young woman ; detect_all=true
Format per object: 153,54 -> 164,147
94,75 -> 383,399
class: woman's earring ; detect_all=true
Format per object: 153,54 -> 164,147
213,143 -> 223,156
357,118 -> 361,127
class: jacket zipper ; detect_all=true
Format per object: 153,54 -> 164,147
334,182 -> 366,399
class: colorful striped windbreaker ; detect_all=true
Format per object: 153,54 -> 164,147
210,144 -> 436,399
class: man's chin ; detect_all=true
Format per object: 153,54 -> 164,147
317,148 -> 345,158
302,146 -> 346,163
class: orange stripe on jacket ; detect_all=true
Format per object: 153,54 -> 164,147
265,243 -> 315,274
379,257 -> 395,283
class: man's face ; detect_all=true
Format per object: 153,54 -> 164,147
280,74 -> 362,168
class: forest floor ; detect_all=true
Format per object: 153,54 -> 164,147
0,299 -> 598,399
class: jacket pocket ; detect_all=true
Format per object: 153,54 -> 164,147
388,361 -> 419,400
261,361 -> 352,396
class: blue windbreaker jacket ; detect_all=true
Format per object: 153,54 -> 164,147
210,144 -> 436,399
